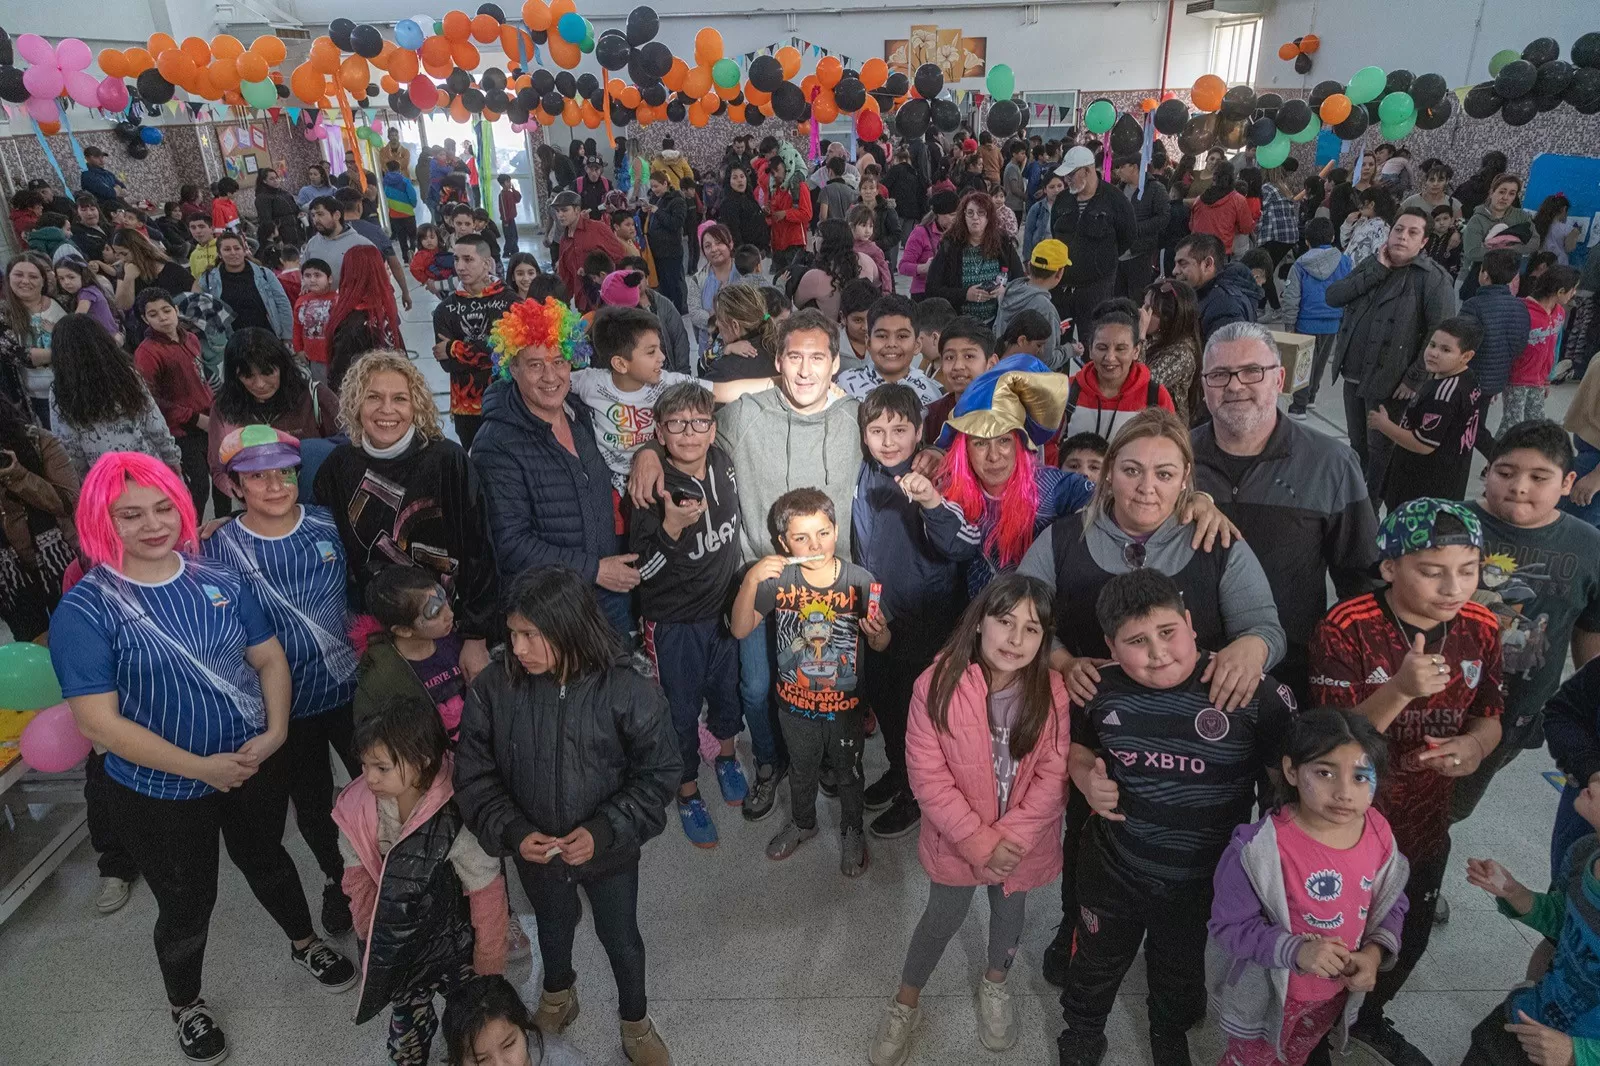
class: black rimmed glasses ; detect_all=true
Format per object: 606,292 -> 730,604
661,417 -> 714,435
1200,364 -> 1277,389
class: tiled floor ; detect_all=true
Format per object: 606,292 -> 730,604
0,284 -> 1582,1064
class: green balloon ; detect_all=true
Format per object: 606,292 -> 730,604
1488,48 -> 1521,76
1346,65 -> 1386,105
1084,100 -> 1116,135
1256,131 -> 1292,169
241,78 -> 277,109
0,642 -> 62,711
712,58 -> 741,89
1380,115 -> 1417,140
986,63 -> 1014,101
579,26 -> 595,53
1286,114 -> 1322,143
1378,91 -> 1416,123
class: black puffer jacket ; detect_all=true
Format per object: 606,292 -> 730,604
454,656 -> 679,882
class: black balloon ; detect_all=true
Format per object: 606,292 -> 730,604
506,99 -> 529,123
136,69 -> 174,105
1414,95 -> 1454,129
1333,106 -> 1369,139
1501,95 -> 1539,126
1535,93 -> 1564,113
666,98 -> 686,122
351,24 -> 383,58
482,67 -> 508,92
0,66 -> 26,104
596,33 -> 631,71
530,29 -> 547,45
364,82 -> 379,98
477,4 -> 506,21
638,83 -> 663,106
931,98 -> 962,132
1567,67 -> 1600,113
531,69 -> 556,95
1294,54 -> 1313,75
461,88 -> 486,113
626,6 -> 659,46
834,78 -> 866,113
1365,100 -> 1383,123
485,89 -> 511,113
1178,114 -> 1216,155
127,141 -> 148,160
914,63 -> 943,100
387,90 -> 406,111
576,73 -> 599,97
1215,115 -> 1246,149
609,99 -> 633,126
1463,81 -> 1503,118
1154,97 -> 1189,135
1274,97 -> 1312,134
276,83 -> 290,99
746,108 -> 765,126
329,18 -> 355,51
1410,72 -> 1448,107
986,99 -> 1021,136
1523,37 -> 1561,66
627,55 -> 653,88
1575,32 -> 1600,70
1495,59 -> 1537,100
447,67 -> 473,93
1536,59 -> 1575,98
640,42 -> 672,80
1220,84 -> 1256,120
885,72 -> 908,97
870,89 -> 897,112
0,27 -> 11,67
1309,80 -> 1343,109
1245,116 -> 1278,147
895,98 -> 930,138
748,55 -> 783,94
1256,92 -> 1283,114
541,91 -> 564,116
1384,69 -> 1413,94
772,81 -> 806,122
1109,113 -> 1142,155
516,86 -> 540,110
553,70 -> 575,96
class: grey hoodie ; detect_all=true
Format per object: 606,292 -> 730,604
716,387 -> 863,563
993,281 -> 1065,369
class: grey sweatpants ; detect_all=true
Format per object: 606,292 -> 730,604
899,882 -> 1028,989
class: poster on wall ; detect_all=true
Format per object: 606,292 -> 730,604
886,25 -> 986,82
218,123 -> 272,188
1527,153 -> 1598,270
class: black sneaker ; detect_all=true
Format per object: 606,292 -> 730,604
819,766 -> 839,798
1041,924 -> 1072,988
1287,402 -> 1309,420
321,881 -> 353,937
863,771 -> 903,811
1149,1027 -> 1192,1066
291,938 -> 357,992
869,791 -> 921,838
1057,1028 -> 1108,1066
173,999 -> 229,1063
743,765 -> 784,822
1349,1014 -> 1435,1066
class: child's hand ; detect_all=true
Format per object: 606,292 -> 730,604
744,554 -> 788,585
661,494 -> 706,538
1296,936 -> 1352,979
896,471 -> 942,508
557,826 -> 596,865
1366,408 -> 1391,430
1341,944 -> 1381,991
986,838 -> 1024,877
1466,857 -> 1529,904
518,830 -> 562,864
1394,632 -> 1452,700
861,611 -> 891,651
1081,757 -> 1124,821
1506,1011 -> 1576,1066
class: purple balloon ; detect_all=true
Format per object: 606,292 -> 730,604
66,70 -> 99,108
23,63 -> 64,101
19,703 -> 92,773
55,38 -> 92,72
16,33 -> 55,66
96,77 -> 129,111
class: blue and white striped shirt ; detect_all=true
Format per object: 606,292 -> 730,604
52,556 -> 275,800
202,505 -> 359,720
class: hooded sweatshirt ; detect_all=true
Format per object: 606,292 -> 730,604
1196,261 -> 1263,342
381,170 -> 417,219
993,282 -> 1065,369
652,149 -> 695,191
1189,185 -> 1256,254
716,388 -> 863,564
1062,359 -> 1175,440
1280,245 -> 1353,336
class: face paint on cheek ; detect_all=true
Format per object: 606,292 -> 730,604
283,470 -> 299,487
1354,759 -> 1377,794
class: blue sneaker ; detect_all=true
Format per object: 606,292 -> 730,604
714,755 -> 749,807
678,795 -> 718,848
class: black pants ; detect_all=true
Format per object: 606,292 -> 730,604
779,709 -> 866,832
390,216 -> 418,262
175,431 -> 211,520
862,647 -> 929,785
1341,381 -> 1397,504
453,413 -> 483,453
285,704 -> 357,884
1462,996 -> 1541,1066
645,618 -> 741,788
654,257 -> 687,314
1116,255 -> 1154,302
770,246 -> 801,280
1058,783 -> 1091,941
516,859 -> 648,1022
1357,838 -> 1451,1025
1054,275 -> 1117,344
104,753 -> 315,1007
1060,828 -> 1213,1040
1475,391 -> 1502,459
85,751 -> 139,882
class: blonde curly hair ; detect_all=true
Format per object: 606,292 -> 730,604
336,350 -> 444,445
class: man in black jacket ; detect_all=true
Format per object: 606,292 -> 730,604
1175,233 -> 1261,343
1050,145 -> 1134,342
1113,153 -> 1170,300
642,172 -> 688,314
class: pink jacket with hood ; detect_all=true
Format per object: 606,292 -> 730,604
906,662 -> 1071,893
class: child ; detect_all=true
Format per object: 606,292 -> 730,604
837,294 -> 947,406
1061,299 -> 1176,441
1309,498 -> 1503,1062
1424,204 -> 1462,278
293,258 -> 337,378
1369,316 -> 1484,511
839,277 -> 879,372
1059,568 -> 1296,1065
210,177 -> 240,232
922,315 -> 998,446
914,297 -> 957,378
408,224 -> 454,294
733,244 -> 770,288
610,209 -> 642,260
849,205 -> 893,295
440,975 -> 582,1066
494,174 -> 521,258
997,310 -> 1051,360
187,216 -> 219,278
261,242 -> 303,305
1504,265 -> 1582,427
1283,217 -> 1353,418
580,249 -> 615,313
1058,430 -> 1108,481
356,566 -> 467,742
133,287 -> 214,516
627,382 -> 750,847
993,239 -> 1067,369
471,208 -> 502,262
1207,708 -> 1410,1066
1461,249 -> 1532,425
54,258 -> 120,340
333,699 -> 508,1066
731,488 -> 888,876
382,161 -> 419,262
869,575 -> 1070,1064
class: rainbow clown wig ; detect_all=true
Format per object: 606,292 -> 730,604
77,451 -> 199,570
488,296 -> 591,378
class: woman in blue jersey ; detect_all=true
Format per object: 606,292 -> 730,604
50,451 -> 356,1065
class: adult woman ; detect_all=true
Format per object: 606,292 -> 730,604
1400,161 -> 1461,220
323,245 -> 403,393
48,314 -> 181,476
296,163 -> 337,210
1255,167 -> 1300,268
109,228 -> 193,312
686,223 -> 744,354
50,451 -> 354,1064
1061,299 -> 1177,442
700,283 -> 781,382
1461,173 -> 1537,297
198,233 -> 292,341
205,329 -> 339,498
1140,278 -> 1204,426
453,565 -> 678,1066
0,397 -> 78,640
925,193 -> 1025,327
1188,162 -> 1255,258
1022,173 -> 1064,259
1,254 -> 64,423
1534,193 -> 1581,266
506,252 -> 543,300
314,351 -> 495,680
1341,186 -> 1397,266
794,219 -> 878,320
252,168 -> 304,247
899,189 -> 960,301
716,165 -> 768,251
612,135 -> 649,208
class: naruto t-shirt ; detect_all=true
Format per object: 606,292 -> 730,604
569,368 -> 711,492
754,559 -> 876,720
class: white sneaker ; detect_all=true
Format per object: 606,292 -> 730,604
868,998 -> 920,1066
96,876 -> 132,914
974,977 -> 1017,1051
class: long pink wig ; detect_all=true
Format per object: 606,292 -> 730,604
77,452 -> 199,570
939,430 -> 1040,569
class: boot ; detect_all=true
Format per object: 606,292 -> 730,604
620,1015 -> 672,1065
534,986 -> 579,1034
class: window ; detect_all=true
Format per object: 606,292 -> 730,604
1211,18 -> 1260,85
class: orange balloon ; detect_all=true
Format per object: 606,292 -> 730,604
694,27 -> 723,67
501,26 -> 534,61
389,49 -> 419,81
181,37 -> 212,66
311,44 -> 342,76
861,93 -> 880,113
38,120 -> 60,135
124,48 -> 154,74
450,40 -> 477,68
604,78 -> 623,97
223,89 -> 245,106
549,0 -> 576,20
194,68 -> 219,99
471,14 -> 500,43
716,80 -> 740,101
484,109 -> 501,121
156,49 -> 191,84
211,34 -> 245,60
859,57 -> 888,91
563,98 -> 581,124
1140,97 -> 1159,111
727,103 -> 746,123
689,107 -> 709,128
443,11 -> 471,41
291,62 -> 323,103
250,35 -> 287,65
547,37 -> 580,70
684,64 -> 712,99
420,36 -> 452,66
148,33 -> 178,56
697,89 -> 719,112
371,42 -> 394,70
1319,92 -> 1351,125
424,58 -> 454,80
236,52 -> 269,82
380,75 -> 399,93
1277,42 -> 1300,61
620,85 -> 642,108
663,57 -> 688,92
522,0 -> 551,31
816,56 -> 843,89
1191,74 -> 1226,112
1299,33 -> 1320,54
800,74 -> 819,98
452,97 -> 472,121
583,104 -> 603,129
776,46 -> 801,79
340,55 -> 371,95
536,106 -> 557,126
210,56 -> 243,90
744,84 -> 771,106
98,49 -> 129,78
813,93 -> 839,124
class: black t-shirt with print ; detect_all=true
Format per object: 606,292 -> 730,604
755,559 -> 876,720
1383,369 -> 1482,509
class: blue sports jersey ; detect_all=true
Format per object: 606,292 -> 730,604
52,556 -> 275,800
202,505 -> 359,720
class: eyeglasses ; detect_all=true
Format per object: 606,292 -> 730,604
661,417 -> 714,434
1122,541 -> 1147,569
1200,364 -> 1278,388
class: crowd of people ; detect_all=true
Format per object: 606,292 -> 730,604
3,113 -> 1600,1066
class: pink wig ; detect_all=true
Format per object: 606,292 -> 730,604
77,452 -> 199,569
939,430 -> 1040,569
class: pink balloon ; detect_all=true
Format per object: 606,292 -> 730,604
66,70 -> 99,108
23,64 -> 65,101
26,96 -> 59,124
55,39 -> 93,72
97,76 -> 129,111
18,703 -> 92,773
16,33 -> 55,66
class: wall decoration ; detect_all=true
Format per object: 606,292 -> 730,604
886,25 -> 985,83
218,121 -> 271,185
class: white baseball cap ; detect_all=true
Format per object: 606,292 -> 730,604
1054,145 -> 1097,176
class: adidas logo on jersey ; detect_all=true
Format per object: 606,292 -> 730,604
1102,709 -> 1121,726
1366,667 -> 1391,685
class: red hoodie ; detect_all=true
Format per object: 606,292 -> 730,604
1059,360 -> 1175,443
134,329 -> 213,438
766,182 -> 813,252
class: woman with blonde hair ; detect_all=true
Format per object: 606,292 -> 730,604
313,350 -> 496,682
701,283 -> 782,381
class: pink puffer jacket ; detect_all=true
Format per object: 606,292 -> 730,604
906,662 -> 1070,894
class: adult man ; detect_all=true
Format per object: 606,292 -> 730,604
78,146 -> 125,204
651,136 -> 695,191
810,140 -> 859,192
1113,153 -> 1170,300
628,309 -> 864,822
1050,145 -> 1133,341
816,157 -> 858,224
433,234 -> 516,451
377,128 -> 411,176
551,189 -> 627,312
301,196 -> 374,284
1191,321 -> 1378,702
333,187 -> 412,310
1326,206 -> 1457,496
1174,233 -> 1261,343
642,172 -> 689,314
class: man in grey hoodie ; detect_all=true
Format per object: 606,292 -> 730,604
628,308 -> 864,820
994,239 -> 1069,369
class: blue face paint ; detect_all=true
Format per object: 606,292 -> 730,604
1354,756 -> 1377,794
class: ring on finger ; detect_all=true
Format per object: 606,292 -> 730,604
1437,663 -> 1448,675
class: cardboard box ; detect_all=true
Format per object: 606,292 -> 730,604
1273,330 -> 1317,395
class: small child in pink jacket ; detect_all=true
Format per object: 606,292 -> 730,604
868,573 -> 1070,1065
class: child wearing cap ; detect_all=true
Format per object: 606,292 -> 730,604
1309,498 -> 1503,1063
202,426 -> 363,937
993,239 -> 1068,370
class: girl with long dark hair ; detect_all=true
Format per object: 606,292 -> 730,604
47,313 -> 181,476
1140,278 -> 1204,425
0,396 -> 79,640
324,245 -> 403,392
442,975 -> 583,1065
925,192 -> 1025,326
794,218 -> 877,320
205,329 -> 339,498
506,252 -> 543,300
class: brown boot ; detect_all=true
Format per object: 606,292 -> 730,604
534,986 -> 578,1033
620,1015 -> 672,1065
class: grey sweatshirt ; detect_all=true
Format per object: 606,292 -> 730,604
1018,509 -> 1287,667
993,281 -> 1065,369
715,387 -> 864,563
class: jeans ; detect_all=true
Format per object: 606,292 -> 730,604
595,588 -> 635,649
285,704 -> 357,884
1341,381 -> 1395,503
778,710 -> 866,832
644,618 -> 742,787
900,882 -> 1027,989
1290,333 -> 1338,407
861,647 -> 928,784
104,753 -> 315,1006
1560,438 -> 1600,528
1552,785 -> 1591,881
84,751 -> 139,883
738,618 -> 784,769
1357,839 -> 1451,1025
387,961 -> 474,1066
516,859 -> 648,1022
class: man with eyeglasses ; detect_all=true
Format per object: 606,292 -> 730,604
1191,321 -> 1378,704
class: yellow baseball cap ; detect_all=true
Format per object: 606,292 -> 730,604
1030,239 -> 1071,272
